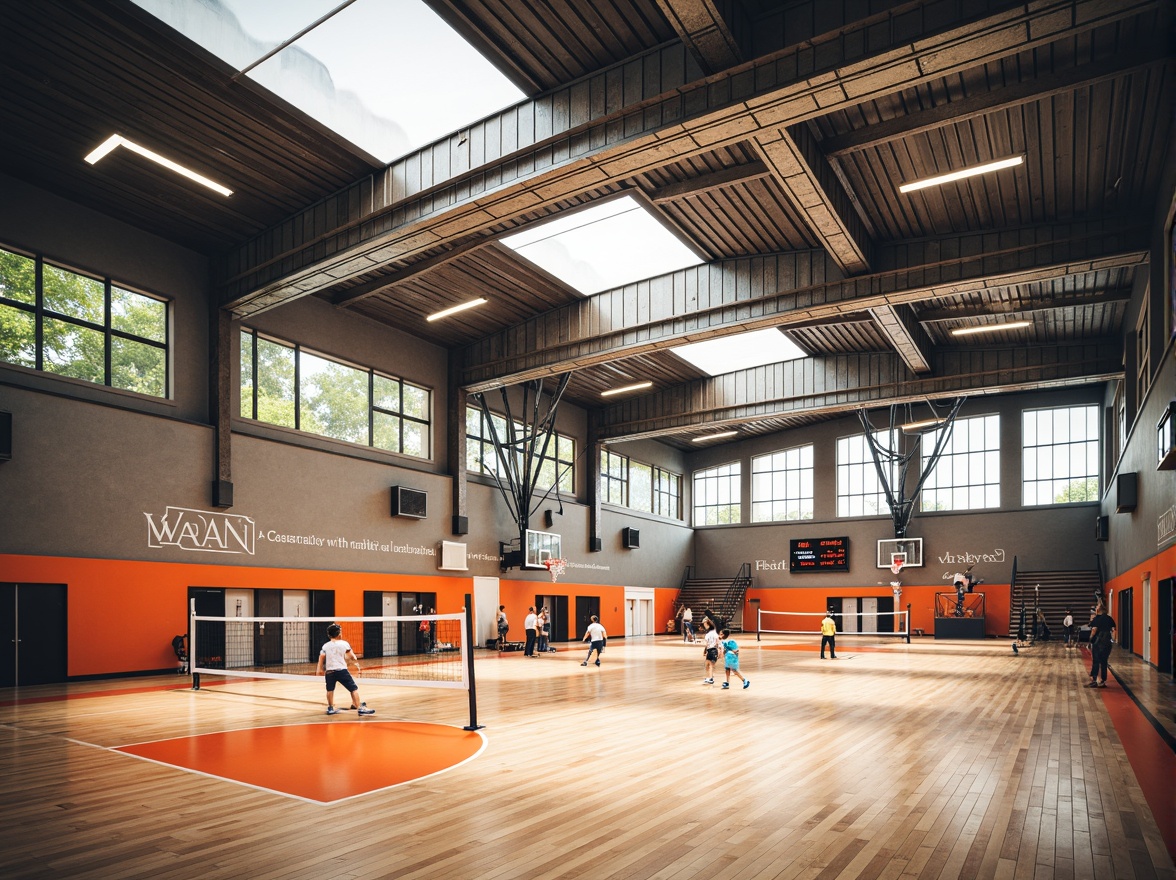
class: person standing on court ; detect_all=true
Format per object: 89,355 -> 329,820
820,610 -> 837,659
537,605 -> 550,653
719,629 -> 749,689
681,606 -> 695,642
581,615 -> 607,666
496,605 -> 509,650
1062,608 -> 1074,647
316,623 -> 375,716
1086,607 -> 1116,688
524,606 -> 538,656
701,619 -> 720,683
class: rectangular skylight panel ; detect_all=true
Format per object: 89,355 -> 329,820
500,195 -> 704,295
672,328 -> 805,376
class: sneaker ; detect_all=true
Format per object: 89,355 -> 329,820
703,678 -> 714,684
581,661 -> 588,666
595,660 -> 600,666
326,707 -> 339,715
721,682 -> 730,689
743,680 -> 750,689
1097,682 -> 1107,688
358,706 -> 376,715
1084,681 -> 1099,688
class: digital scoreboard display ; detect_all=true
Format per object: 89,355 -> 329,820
789,537 -> 849,572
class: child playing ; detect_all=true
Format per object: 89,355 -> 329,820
317,623 -> 376,715
720,628 -> 749,689
581,615 -> 607,666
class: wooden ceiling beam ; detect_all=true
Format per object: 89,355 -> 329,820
868,304 -> 934,373
654,0 -> 747,74
220,0 -> 1156,313
331,237 -> 490,307
594,342 -> 1123,442
647,161 -> 772,203
820,44 -> 1171,158
914,288 -> 1133,322
459,218 -> 1148,390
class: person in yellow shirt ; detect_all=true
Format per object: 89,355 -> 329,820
820,611 -> 838,659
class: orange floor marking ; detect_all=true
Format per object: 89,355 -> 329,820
1099,673 -> 1176,862
116,721 -> 485,803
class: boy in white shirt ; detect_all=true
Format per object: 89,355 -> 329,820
702,622 -> 720,684
317,623 -> 375,716
581,615 -> 607,666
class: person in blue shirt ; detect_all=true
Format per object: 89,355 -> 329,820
719,629 -> 749,690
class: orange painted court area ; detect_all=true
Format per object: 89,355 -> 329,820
116,721 -> 485,803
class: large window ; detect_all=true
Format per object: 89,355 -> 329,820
601,449 -> 682,519
693,461 -> 741,525
466,406 -> 574,493
836,431 -> 898,517
1022,405 -> 1100,504
920,415 -> 1000,511
0,245 -> 169,397
751,444 -> 814,522
241,329 -> 430,458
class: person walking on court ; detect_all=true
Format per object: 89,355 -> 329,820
1062,608 -> 1074,647
682,606 -> 695,642
537,605 -> 550,653
317,623 -> 375,716
719,628 -> 749,689
702,619 -> 720,683
820,610 -> 838,659
524,606 -> 538,656
496,605 -> 509,650
1086,607 -> 1116,688
581,615 -> 607,666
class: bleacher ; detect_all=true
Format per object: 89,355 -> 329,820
1008,565 -> 1104,640
672,564 -> 751,632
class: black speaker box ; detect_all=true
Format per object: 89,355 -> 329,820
452,515 -> 469,535
1115,472 -> 1137,513
589,536 -> 603,552
544,509 -> 554,528
623,527 -> 640,549
391,486 -> 427,519
212,479 -> 233,508
1095,515 -> 1109,542
0,410 -> 10,461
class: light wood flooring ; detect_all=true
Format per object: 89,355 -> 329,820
1,635 -> 1173,880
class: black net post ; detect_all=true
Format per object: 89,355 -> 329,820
463,594 -> 483,731
905,603 -> 912,644
190,598 -> 201,690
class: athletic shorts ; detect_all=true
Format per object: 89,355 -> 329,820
705,647 -> 718,662
325,669 -> 358,692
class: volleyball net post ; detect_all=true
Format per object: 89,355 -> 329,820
189,599 -> 479,729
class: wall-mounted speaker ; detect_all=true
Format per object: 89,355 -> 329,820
212,480 -> 233,509
452,515 -> 469,535
1095,515 -> 1109,541
589,537 -> 603,552
0,410 -> 10,461
623,527 -> 640,549
438,541 -> 469,571
544,509 -> 554,528
1115,472 -> 1137,513
391,486 -> 427,519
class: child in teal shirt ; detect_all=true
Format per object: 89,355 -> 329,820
720,629 -> 749,689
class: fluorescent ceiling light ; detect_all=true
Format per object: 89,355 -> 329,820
426,297 -> 487,321
500,195 -> 704,295
951,321 -> 1032,337
85,134 -> 233,197
671,328 -> 804,376
601,381 -> 653,397
899,155 -> 1023,194
900,417 -> 947,432
691,431 -> 738,443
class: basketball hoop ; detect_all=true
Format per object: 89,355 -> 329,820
543,558 -> 568,582
890,560 -> 904,576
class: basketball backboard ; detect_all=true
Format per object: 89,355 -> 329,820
525,529 -> 562,569
876,537 -> 923,568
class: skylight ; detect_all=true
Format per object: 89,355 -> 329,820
500,195 -> 704,295
671,328 -> 805,376
131,0 -> 525,163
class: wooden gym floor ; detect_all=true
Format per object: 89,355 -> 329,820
1,635 -> 1173,880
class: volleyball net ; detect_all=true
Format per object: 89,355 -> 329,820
757,609 -> 910,642
189,604 -> 481,727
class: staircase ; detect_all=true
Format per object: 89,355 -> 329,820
673,564 -> 752,632
1008,564 -> 1104,640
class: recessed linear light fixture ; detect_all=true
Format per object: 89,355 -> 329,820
950,320 -> 1032,337
898,155 -> 1023,194
691,430 -> 738,443
601,381 -> 653,397
84,134 -> 233,197
426,297 -> 488,322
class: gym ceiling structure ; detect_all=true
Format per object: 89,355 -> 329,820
0,1 -> 1174,877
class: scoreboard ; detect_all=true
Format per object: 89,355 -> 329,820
789,537 -> 849,572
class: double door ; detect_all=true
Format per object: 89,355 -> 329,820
1,583 -> 67,687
